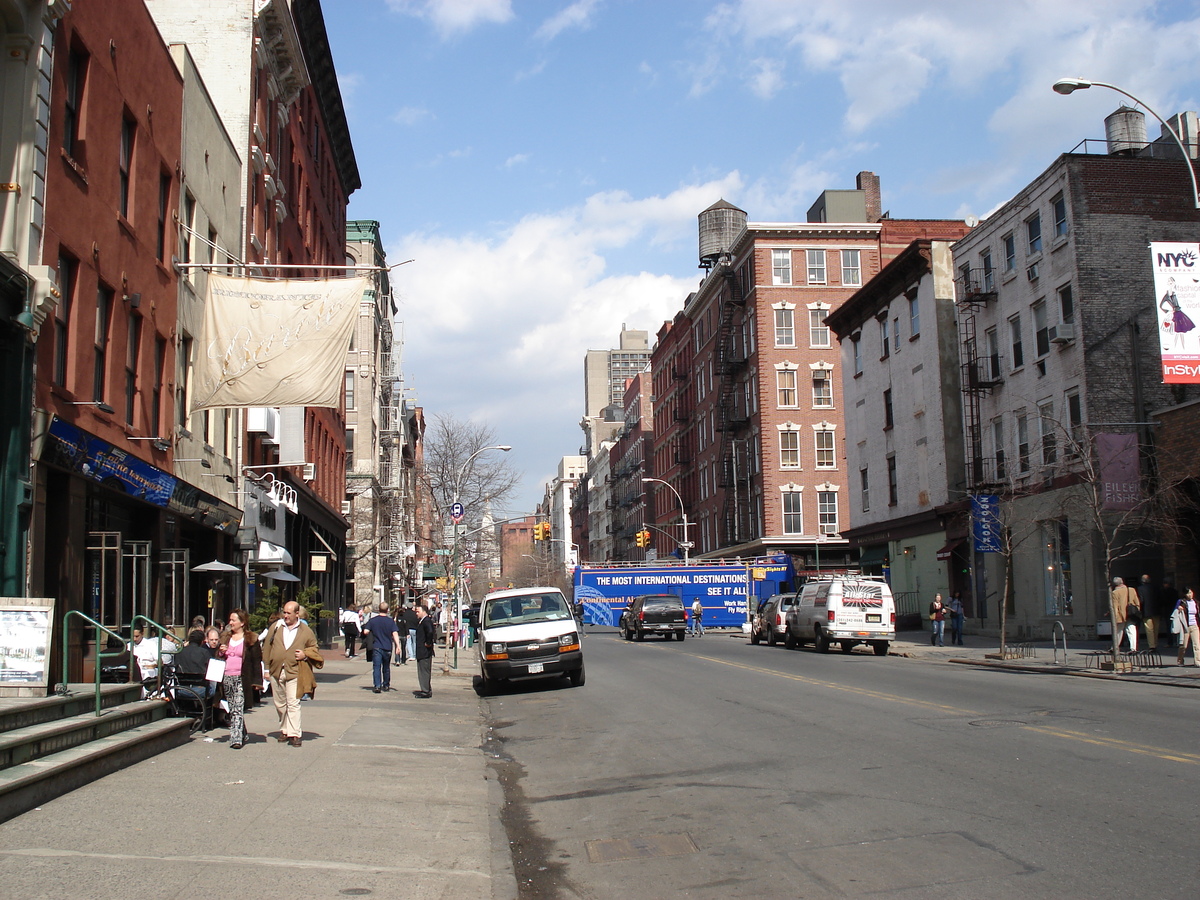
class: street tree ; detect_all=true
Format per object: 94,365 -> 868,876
420,413 -> 520,527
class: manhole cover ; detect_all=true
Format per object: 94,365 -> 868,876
969,719 -> 1027,728
585,833 -> 699,863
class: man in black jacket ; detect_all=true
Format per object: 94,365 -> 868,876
413,602 -> 436,698
398,603 -> 418,664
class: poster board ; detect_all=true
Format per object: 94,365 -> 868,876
0,599 -> 55,689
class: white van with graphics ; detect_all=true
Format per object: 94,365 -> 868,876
784,576 -> 895,655
475,586 -> 584,694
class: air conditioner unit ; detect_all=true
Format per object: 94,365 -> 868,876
1026,263 -> 1040,281
341,501 -> 351,517
1048,323 -> 1076,344
302,462 -> 315,482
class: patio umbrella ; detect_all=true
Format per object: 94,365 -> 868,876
191,559 -> 241,573
261,570 -> 301,582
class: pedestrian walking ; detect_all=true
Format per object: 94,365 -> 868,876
928,593 -> 946,646
217,609 -> 262,750
396,605 -> 411,664
340,604 -> 361,658
363,601 -> 401,692
1175,588 -> 1200,667
413,601 -> 436,699
262,601 -> 323,747
1138,574 -> 1159,650
947,592 -> 965,646
1110,577 -> 1140,655
691,599 -> 704,637
402,603 -> 419,663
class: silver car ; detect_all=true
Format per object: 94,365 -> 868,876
750,593 -> 797,646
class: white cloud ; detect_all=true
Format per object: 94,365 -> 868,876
535,0 -> 602,42
387,0 -> 514,38
746,57 -> 785,100
503,153 -> 531,168
392,106 -> 433,126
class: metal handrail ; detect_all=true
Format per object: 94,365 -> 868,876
130,614 -> 182,697
57,610 -> 128,718
1052,620 -> 1068,665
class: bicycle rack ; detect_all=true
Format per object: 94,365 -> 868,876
1052,619 -> 1067,665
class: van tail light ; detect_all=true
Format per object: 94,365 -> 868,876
638,610 -> 644,622
776,613 -> 784,626
827,610 -> 836,624
890,612 -> 896,625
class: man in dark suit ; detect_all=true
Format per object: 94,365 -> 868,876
413,601 -> 436,699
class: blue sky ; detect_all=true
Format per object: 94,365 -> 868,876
324,0 -> 1200,516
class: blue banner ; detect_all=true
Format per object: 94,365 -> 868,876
971,494 -> 1002,553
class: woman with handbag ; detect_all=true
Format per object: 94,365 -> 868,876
217,609 -> 263,750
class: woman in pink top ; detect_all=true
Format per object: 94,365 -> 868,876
218,609 -> 262,749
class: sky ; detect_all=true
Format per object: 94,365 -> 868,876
323,0 -> 1200,517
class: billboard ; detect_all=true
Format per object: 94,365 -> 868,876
1152,242 -> 1200,383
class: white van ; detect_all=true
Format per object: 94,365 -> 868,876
784,576 -> 895,655
475,586 -> 584,694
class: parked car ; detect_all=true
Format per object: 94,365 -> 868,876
475,586 -> 584,694
751,593 -> 797,646
784,576 -> 895,655
620,594 -> 687,641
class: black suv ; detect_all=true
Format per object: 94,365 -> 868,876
620,594 -> 687,641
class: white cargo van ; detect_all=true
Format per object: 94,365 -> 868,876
784,576 -> 895,655
475,586 -> 584,694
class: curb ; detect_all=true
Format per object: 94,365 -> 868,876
944,656 -> 1200,688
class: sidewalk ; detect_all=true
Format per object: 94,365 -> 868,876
889,629 -> 1200,688
0,646 -> 516,900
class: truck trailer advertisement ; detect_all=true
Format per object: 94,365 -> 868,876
574,556 -> 794,629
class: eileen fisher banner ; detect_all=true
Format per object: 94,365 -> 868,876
191,274 -> 367,411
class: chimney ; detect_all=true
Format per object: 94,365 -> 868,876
856,171 -> 881,222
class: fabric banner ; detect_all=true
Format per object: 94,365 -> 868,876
192,274 -> 367,411
1096,432 -> 1141,510
1151,242 -> 1200,383
971,494 -> 1001,553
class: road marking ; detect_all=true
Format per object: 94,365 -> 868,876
695,654 -> 1200,765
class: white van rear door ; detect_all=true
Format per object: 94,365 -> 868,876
839,582 -> 885,628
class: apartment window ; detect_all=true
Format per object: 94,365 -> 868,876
180,193 -> 195,265
776,368 -> 797,407
880,317 -> 890,358
893,317 -> 901,353
1033,300 -> 1049,358
883,389 -> 894,429
1003,233 -> 1016,272
908,295 -> 920,338
812,372 -> 833,408
992,417 -> 1006,480
806,249 -> 826,284
63,49 -> 86,158
886,455 -> 898,506
1058,283 -> 1074,324
157,172 -> 170,262
982,250 -> 995,291
818,491 -> 838,535
93,286 -> 113,402
815,430 -> 836,468
1039,400 -> 1057,465
772,249 -> 792,285
124,312 -> 141,425
1009,314 -> 1024,369
1026,213 -> 1042,255
1052,192 -> 1068,238
344,369 -> 355,410
809,307 -> 830,347
176,335 -> 192,429
774,307 -> 794,347
207,226 -> 219,266
1017,412 -> 1030,473
780,430 -> 800,468
151,336 -> 165,435
782,491 -> 803,534
119,117 -> 134,219
860,467 -> 869,512
345,428 -> 355,468
54,255 -> 74,387
985,327 -> 1001,380
1066,390 -> 1083,457
841,249 -> 861,286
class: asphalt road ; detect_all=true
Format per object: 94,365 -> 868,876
484,628 -> 1200,899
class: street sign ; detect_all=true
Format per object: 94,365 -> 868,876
463,562 -> 475,570
450,502 -> 464,523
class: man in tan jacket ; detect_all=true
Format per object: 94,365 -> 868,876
262,601 -> 323,747
1110,577 -> 1140,657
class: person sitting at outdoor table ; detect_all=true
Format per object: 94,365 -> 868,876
129,628 -> 180,689
175,629 -> 217,698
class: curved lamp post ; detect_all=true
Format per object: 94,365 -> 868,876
642,476 -> 692,564
1053,77 -> 1199,209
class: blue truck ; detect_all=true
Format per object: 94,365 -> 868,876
574,555 -> 796,629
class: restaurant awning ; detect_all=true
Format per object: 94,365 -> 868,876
936,539 -> 965,561
257,541 -> 293,566
856,545 -> 889,567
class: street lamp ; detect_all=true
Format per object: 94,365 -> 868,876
1052,77 -> 1200,209
642,476 -> 692,564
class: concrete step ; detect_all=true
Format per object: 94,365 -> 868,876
0,699 -> 169,769
0,683 -> 142,734
0,717 -> 192,824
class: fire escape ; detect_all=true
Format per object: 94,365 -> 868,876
956,267 -> 1003,488
715,261 -> 752,545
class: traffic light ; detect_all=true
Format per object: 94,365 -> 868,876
636,529 -> 650,548
534,522 -> 549,541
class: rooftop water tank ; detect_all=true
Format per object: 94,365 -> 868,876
698,199 -> 747,267
1105,106 -> 1147,156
